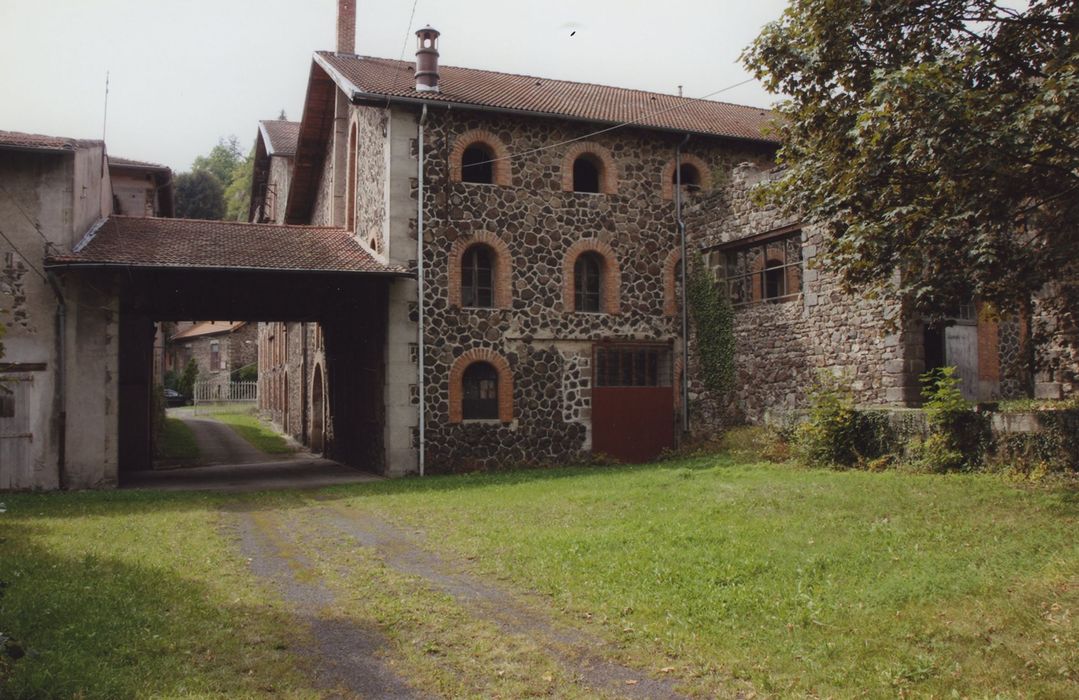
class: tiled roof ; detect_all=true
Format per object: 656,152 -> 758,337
316,53 -> 778,143
46,216 -> 408,275
108,156 -> 170,171
259,119 -> 301,156
0,129 -> 103,153
170,321 -> 246,340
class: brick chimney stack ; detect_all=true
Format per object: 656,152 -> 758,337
336,0 -> 356,54
415,26 -> 441,92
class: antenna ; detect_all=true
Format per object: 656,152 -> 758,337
101,70 -> 110,142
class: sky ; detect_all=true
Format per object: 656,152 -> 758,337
0,0 -> 789,172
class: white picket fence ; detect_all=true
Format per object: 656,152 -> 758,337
193,380 -> 257,414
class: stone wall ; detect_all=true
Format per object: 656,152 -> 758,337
416,107 -> 774,470
351,105 -> 388,256
684,163 -> 914,424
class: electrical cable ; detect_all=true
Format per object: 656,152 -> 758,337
386,0 -> 421,105
0,225 -> 49,283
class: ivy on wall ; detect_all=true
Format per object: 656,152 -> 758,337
687,253 -> 735,393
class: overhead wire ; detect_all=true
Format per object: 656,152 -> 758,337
386,0 -> 421,106
0,182 -> 53,250
0,225 -> 50,283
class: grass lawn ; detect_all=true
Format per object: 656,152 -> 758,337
156,417 -> 200,461
0,491 -> 313,698
210,410 -> 294,454
1,455 -> 1075,697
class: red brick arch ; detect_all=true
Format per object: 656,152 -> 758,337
661,153 -> 713,200
449,129 -> 512,186
447,231 -> 513,309
561,142 -> 618,194
448,348 -> 514,423
563,238 -> 621,314
663,249 -> 682,317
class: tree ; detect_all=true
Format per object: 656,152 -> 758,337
178,358 -> 199,400
174,170 -> 226,220
223,143 -> 255,222
742,0 -> 1078,322
192,136 -> 244,187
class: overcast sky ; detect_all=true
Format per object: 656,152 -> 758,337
0,0 -> 788,172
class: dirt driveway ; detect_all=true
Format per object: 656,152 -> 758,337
226,500 -> 688,699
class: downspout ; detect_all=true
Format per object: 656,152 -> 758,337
46,272 -> 66,488
676,134 -> 691,435
417,104 -> 428,476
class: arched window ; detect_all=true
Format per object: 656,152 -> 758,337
572,155 -> 601,193
461,144 -> 494,184
674,163 -> 701,191
461,244 -> 494,308
574,252 -> 603,312
462,362 -> 499,420
764,259 -> 785,301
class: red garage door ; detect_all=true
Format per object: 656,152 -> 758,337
591,344 -> 674,463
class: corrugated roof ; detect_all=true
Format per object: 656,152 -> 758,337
0,129 -> 103,153
45,216 -> 408,275
259,120 -> 301,156
108,156 -> 171,171
316,52 -> 779,143
170,320 -> 246,340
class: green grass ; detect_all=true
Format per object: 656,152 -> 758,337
1,457 -> 1075,697
0,491 -> 314,698
156,417 -> 200,461
328,458 -> 1079,698
211,411 -> 294,454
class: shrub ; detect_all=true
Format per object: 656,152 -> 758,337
177,358 -> 199,400
793,377 -> 897,468
914,367 -> 989,471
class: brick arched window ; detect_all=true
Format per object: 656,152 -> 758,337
448,231 -> 513,309
561,142 -> 617,194
663,249 -> 682,317
563,238 -> 621,314
449,130 -> 511,186
448,349 -> 513,423
661,154 -> 712,200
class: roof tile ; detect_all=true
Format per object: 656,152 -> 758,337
317,53 -> 778,143
259,120 -> 301,156
46,216 -> 407,275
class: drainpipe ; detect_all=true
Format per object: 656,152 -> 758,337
46,272 -> 67,488
417,104 -> 428,476
676,134 -> 691,434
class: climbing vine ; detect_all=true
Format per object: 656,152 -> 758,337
687,253 -> 735,393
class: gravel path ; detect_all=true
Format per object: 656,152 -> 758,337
184,417 -> 280,466
231,508 -> 424,699
229,500 -> 687,699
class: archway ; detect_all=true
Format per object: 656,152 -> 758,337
311,364 -> 325,453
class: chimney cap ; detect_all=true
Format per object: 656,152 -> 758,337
416,25 -> 440,38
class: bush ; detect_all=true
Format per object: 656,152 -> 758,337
793,377 -> 897,468
150,385 -> 166,455
177,359 -> 198,400
914,367 -> 989,471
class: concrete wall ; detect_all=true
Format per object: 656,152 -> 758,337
0,145 -> 113,489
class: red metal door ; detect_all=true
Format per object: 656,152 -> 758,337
590,344 -> 675,463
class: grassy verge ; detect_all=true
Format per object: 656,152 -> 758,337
0,491 -> 314,697
211,411 -> 294,454
156,417 -> 200,461
324,457 -> 1079,698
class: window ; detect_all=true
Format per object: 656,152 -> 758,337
720,230 -> 803,306
572,155 -> 601,193
674,163 -> 701,191
462,362 -> 499,419
574,252 -> 603,312
461,144 -> 494,184
0,385 -> 13,418
461,245 -> 494,308
594,346 -> 672,387
210,341 -> 221,371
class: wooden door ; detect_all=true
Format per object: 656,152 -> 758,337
591,345 -> 674,463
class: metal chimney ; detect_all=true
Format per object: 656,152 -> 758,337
415,26 -> 441,92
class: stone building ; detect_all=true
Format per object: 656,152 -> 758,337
167,321 -> 257,397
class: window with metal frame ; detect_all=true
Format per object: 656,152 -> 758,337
462,361 -> 499,419
719,229 -> 803,306
461,245 -> 494,308
574,252 -> 603,312
594,345 -> 673,387
210,340 -> 221,371
461,144 -> 494,184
